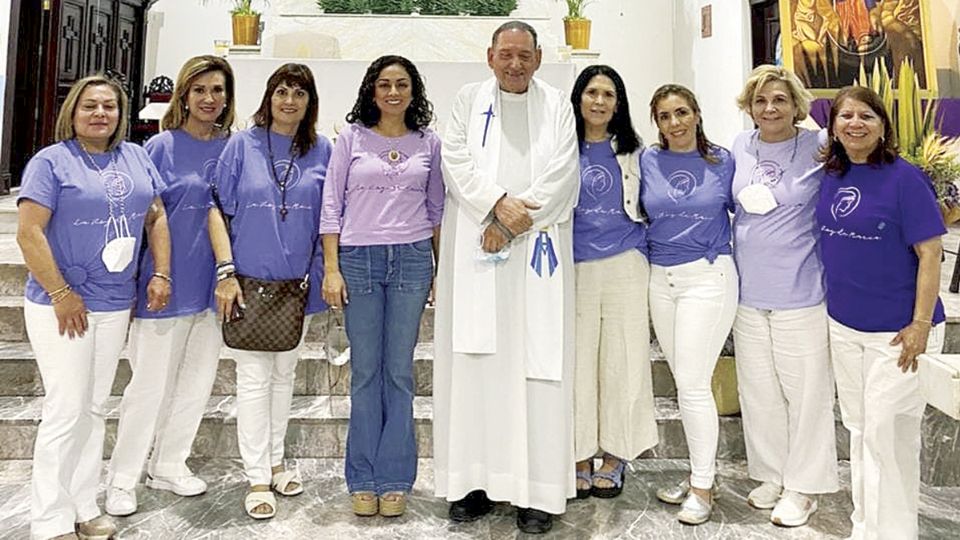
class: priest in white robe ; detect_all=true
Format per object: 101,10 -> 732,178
433,21 -> 580,534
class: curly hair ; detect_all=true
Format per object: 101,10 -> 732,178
252,63 -> 319,158
571,65 -> 641,155
649,84 -> 720,165
346,55 -> 434,133
821,85 -> 898,176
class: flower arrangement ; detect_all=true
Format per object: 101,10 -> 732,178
859,59 -> 960,219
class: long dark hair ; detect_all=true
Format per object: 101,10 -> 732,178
649,84 -> 720,165
821,85 -> 898,176
346,55 -> 434,132
571,65 -> 641,155
252,63 -> 318,157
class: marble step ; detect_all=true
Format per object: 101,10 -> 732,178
0,340 -> 680,398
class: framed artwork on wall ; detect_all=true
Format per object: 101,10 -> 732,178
778,0 -> 938,97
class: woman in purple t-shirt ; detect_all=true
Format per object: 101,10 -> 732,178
816,86 -> 946,540
320,55 -> 443,518
730,65 -> 838,526
641,85 -> 738,526
105,55 -> 236,518
17,75 -> 170,540
209,63 -> 333,520
569,65 -> 657,501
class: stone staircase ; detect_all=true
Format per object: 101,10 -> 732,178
0,195 -> 958,487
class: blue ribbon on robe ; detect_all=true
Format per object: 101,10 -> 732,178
481,104 -> 495,147
530,230 -> 558,277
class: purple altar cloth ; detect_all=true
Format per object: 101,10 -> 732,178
810,98 -> 960,138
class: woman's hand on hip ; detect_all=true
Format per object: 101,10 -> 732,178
54,291 -> 88,339
215,276 -> 244,323
322,271 -> 348,308
145,276 -> 172,312
890,321 -> 931,373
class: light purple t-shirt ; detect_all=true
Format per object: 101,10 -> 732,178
136,129 -> 227,319
18,140 -> 164,311
319,123 -> 444,246
640,146 -> 735,267
816,157 -> 946,332
732,128 -> 826,309
573,140 -> 646,263
213,127 -> 333,314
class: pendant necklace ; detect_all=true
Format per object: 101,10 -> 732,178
266,130 -> 296,221
753,128 -> 799,164
78,140 -> 126,219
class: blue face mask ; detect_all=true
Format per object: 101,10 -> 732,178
475,242 -> 511,264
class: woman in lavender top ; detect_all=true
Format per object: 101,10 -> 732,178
569,65 -> 657,501
730,65 -> 838,526
817,86 -> 945,540
104,55 -> 236,518
320,55 -> 442,518
641,84 -> 738,526
17,75 -> 170,540
209,63 -> 333,520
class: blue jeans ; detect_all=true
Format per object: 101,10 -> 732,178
340,239 -> 433,494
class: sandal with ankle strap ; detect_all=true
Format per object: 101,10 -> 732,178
576,461 -> 593,499
591,458 -> 626,499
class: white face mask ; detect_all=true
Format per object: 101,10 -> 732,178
737,183 -> 778,215
101,215 -> 136,273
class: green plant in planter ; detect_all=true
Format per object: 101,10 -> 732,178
472,0 -> 517,16
371,0 -> 417,14
200,0 -> 266,16
418,0 -> 461,15
560,0 -> 593,19
317,0 -> 368,13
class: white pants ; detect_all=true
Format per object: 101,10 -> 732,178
574,250 -> 658,461
233,317 -> 309,486
829,318 -> 944,540
107,311 -> 221,489
733,303 -> 839,494
649,255 -> 738,489
24,300 -> 130,540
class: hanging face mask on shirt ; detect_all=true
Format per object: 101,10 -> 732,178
101,214 -> 136,272
737,183 -> 778,215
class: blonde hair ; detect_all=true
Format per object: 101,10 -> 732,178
736,64 -> 813,123
54,75 -> 129,151
161,55 -> 236,132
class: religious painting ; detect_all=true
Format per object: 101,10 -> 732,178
779,0 -> 938,97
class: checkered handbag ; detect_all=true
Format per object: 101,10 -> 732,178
221,274 -> 309,352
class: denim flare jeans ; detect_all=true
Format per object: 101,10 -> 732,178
341,239 -> 433,495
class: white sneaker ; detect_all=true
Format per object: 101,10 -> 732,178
105,486 -> 137,516
771,490 -> 817,527
676,491 -> 713,525
145,474 -> 207,497
747,481 -> 782,509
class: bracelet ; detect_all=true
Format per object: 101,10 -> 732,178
49,286 -> 72,304
217,271 -> 236,282
491,217 -> 516,241
152,272 -> 173,284
216,260 -> 235,270
912,318 -> 933,327
47,284 -> 70,299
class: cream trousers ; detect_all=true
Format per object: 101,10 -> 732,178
733,303 -> 839,494
829,318 -> 944,540
574,249 -> 658,462
108,311 -> 221,489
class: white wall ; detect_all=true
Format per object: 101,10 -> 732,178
672,0 -> 752,148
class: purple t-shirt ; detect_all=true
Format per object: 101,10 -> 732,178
319,123 -> 444,246
816,157 -> 946,332
213,127 -> 333,314
573,140 -> 646,263
18,140 -> 164,311
640,146 -> 735,266
136,129 -> 227,319
732,128 -> 826,309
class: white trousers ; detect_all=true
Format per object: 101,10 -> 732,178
733,303 -> 839,494
233,317 -> 309,486
25,300 -> 130,540
649,255 -> 738,489
108,311 -> 221,489
829,318 -> 944,540
574,249 -> 658,461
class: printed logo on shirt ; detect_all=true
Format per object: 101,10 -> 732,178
750,160 -> 784,187
202,158 -> 220,182
102,169 -> 135,203
582,164 -> 614,201
666,170 -> 702,203
830,186 -> 861,221
271,160 -> 302,190
378,149 -> 411,177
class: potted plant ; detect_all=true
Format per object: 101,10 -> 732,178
202,1 -> 267,46
859,59 -> 960,223
560,0 -> 594,50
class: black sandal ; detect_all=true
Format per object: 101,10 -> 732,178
575,461 -> 593,499
590,458 -> 626,499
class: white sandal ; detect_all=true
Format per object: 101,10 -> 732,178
244,490 -> 277,520
271,469 -> 304,496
